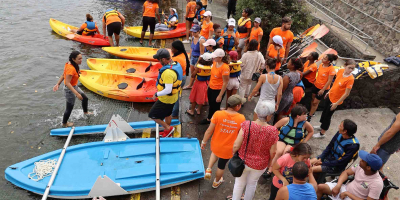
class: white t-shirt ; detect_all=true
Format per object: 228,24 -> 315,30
169,16 -> 177,22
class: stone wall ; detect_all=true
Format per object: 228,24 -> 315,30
314,0 -> 400,57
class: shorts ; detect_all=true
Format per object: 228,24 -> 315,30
238,38 -> 246,49
325,182 -> 351,200
106,22 -> 122,36
217,157 -> 230,170
148,100 -> 174,120
376,148 -> 392,164
190,55 -> 199,66
302,77 -> 314,88
312,85 -> 328,101
186,17 -> 195,22
321,165 -> 340,174
142,16 -> 156,34
227,77 -> 240,90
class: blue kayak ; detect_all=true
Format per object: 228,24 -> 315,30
50,119 -> 181,136
5,138 -> 204,199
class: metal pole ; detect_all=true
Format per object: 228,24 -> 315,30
42,127 -> 75,200
155,123 -> 160,200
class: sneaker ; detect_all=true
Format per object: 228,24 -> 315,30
161,127 -> 175,138
212,177 -> 224,188
313,126 -> 321,131
204,168 -> 212,180
182,40 -> 190,44
312,132 -> 326,138
200,119 -> 211,125
307,115 -> 312,122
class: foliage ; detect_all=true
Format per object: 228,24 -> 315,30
234,0 -> 312,51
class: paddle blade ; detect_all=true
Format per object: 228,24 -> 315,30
313,25 -> 329,39
307,24 -> 320,37
66,34 -> 75,40
318,48 -> 338,60
300,42 -> 318,58
300,24 -> 318,38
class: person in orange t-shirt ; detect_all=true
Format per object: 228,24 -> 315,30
237,8 -> 253,59
302,52 -> 319,88
102,9 -> 125,46
266,35 -> 285,71
201,94 -> 246,188
267,17 -> 294,65
200,11 -> 214,40
246,17 -> 263,50
307,54 -> 338,123
53,51 -> 92,128
313,60 -> 356,138
184,0 -> 197,42
140,0 -> 161,47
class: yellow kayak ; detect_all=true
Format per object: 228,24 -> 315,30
102,47 -> 172,61
124,23 -> 186,39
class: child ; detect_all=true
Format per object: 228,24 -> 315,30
226,51 -> 240,106
213,24 -> 224,48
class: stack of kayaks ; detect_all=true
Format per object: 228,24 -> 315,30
102,47 -> 172,61
124,23 -> 186,39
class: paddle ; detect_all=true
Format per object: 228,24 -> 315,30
290,24 -> 321,52
318,48 -> 338,61
300,42 -> 318,58
288,25 -> 329,58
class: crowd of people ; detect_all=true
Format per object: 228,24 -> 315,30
54,1 -> 400,200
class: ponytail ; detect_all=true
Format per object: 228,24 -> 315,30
172,41 -> 190,76
221,52 -> 230,64
290,57 -> 303,70
288,143 -> 312,156
69,51 -> 81,77
86,14 -> 93,21
327,54 -> 338,63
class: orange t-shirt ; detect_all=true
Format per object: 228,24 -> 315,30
329,69 -> 354,104
186,1 -> 197,18
79,23 -> 99,36
249,27 -> 263,42
172,53 -> 187,76
102,11 -> 122,26
200,21 -> 214,39
302,60 -> 318,84
238,18 -> 252,39
269,27 -> 294,49
63,63 -> 79,86
209,62 -> 230,90
314,64 -> 336,90
143,1 -> 159,18
267,44 -> 285,71
210,110 -> 246,159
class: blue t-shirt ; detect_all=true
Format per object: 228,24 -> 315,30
287,183 -> 317,200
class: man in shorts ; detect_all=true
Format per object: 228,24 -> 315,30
149,49 -> 183,137
102,9 -> 125,46
311,119 -> 359,176
267,17 -> 294,65
317,150 -> 383,200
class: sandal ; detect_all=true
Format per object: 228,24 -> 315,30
185,110 -> 194,116
204,168 -> 212,180
226,194 -> 245,200
212,177 -> 224,188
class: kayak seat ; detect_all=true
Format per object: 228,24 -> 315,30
136,78 -> 145,90
126,68 -> 136,73
145,63 -> 152,72
120,48 -> 128,52
118,83 -> 128,89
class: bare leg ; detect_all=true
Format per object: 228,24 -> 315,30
115,34 -> 120,46
268,141 -> 287,172
208,152 -> 218,169
184,65 -> 195,89
185,20 -> 191,41
215,168 -> 225,182
153,118 -> 170,130
187,102 -> 197,115
309,94 -> 319,117
165,116 -> 172,126
197,104 -> 203,115
237,47 -> 243,59
108,36 -> 114,46
317,184 -> 332,199
149,33 -> 154,46
140,31 -> 145,44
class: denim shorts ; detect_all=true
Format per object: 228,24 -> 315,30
190,55 -> 199,66
376,148 -> 392,164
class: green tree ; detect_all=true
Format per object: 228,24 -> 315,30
235,0 -> 312,52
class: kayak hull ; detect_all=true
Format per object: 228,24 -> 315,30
5,138 -> 205,199
102,47 -> 172,62
87,58 -> 161,78
79,70 -> 157,102
49,18 -> 110,46
124,23 -> 186,39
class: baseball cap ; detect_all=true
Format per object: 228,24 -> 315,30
229,51 -> 238,61
153,49 -> 171,60
171,8 -> 177,14
210,48 -> 225,58
190,24 -> 201,32
272,35 -> 283,47
203,39 -> 216,47
254,17 -> 261,23
228,18 -> 236,26
200,52 -> 213,61
203,11 -> 212,17
227,94 -> 246,107
359,150 -> 383,171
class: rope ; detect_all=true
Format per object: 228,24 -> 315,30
28,159 -> 58,181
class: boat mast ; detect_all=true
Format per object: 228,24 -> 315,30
42,127 -> 75,200
156,123 -> 161,200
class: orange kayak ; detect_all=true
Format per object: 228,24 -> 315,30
102,47 -> 172,61
87,58 -> 161,78
124,23 -> 186,39
79,70 -> 157,102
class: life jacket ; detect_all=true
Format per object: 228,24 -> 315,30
237,17 -> 251,34
83,21 -> 97,36
196,7 -> 206,22
223,27 -> 237,51
229,61 -> 242,78
279,116 -> 306,145
156,62 -> 183,95
104,9 -> 119,22
214,36 -> 223,47
331,134 -> 359,160
165,13 -> 179,28
196,64 -> 212,81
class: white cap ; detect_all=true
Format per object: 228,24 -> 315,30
272,35 -> 283,47
228,18 -> 236,26
171,8 -> 177,13
255,101 -> 275,118
200,52 -> 213,61
211,48 -> 225,58
254,17 -> 261,23
203,39 -> 216,47
203,11 -> 212,17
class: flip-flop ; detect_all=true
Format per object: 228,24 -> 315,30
139,41 -> 144,46
183,86 -> 192,90
226,194 -> 245,200
185,110 -> 194,116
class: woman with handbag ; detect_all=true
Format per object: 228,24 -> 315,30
227,101 -> 279,200
238,39 -> 265,98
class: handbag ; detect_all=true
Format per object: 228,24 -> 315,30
228,121 -> 251,177
252,72 -> 260,81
